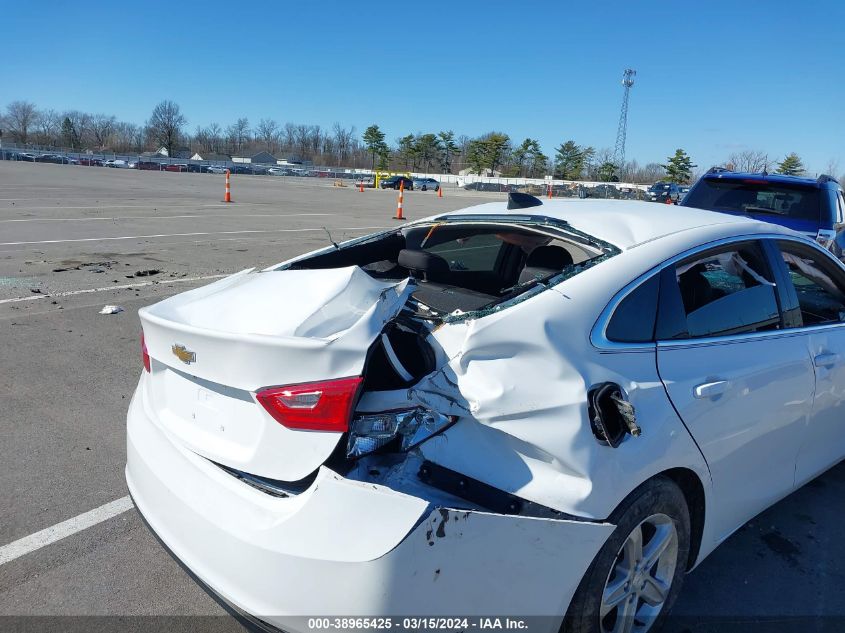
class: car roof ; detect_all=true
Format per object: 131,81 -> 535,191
703,171 -> 822,188
435,199 -> 786,250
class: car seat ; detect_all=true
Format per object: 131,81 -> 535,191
518,246 -> 574,284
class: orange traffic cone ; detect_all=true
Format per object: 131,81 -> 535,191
437,184 -> 443,198
665,196 -> 672,205
359,182 -> 364,192
394,180 -> 405,220
224,169 -> 232,203
547,184 -> 553,199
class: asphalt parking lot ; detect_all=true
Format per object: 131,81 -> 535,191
0,161 -> 843,630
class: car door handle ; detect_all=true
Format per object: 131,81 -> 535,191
814,353 -> 841,368
693,380 -> 730,399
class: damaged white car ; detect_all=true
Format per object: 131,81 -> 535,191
126,193 -> 845,633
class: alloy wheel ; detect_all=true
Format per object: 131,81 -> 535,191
599,513 -> 679,633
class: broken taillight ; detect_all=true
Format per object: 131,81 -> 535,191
141,332 -> 151,373
347,409 -> 456,458
256,377 -> 363,432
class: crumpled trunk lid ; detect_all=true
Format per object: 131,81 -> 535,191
138,267 -> 411,480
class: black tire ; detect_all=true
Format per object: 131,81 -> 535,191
562,476 -> 690,633
421,185 -> 427,191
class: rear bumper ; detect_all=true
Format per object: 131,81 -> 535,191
126,380 -> 614,632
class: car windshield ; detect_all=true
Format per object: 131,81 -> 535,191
649,184 -> 671,191
685,178 -> 821,220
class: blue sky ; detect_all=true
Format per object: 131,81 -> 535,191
3,1 -> 843,173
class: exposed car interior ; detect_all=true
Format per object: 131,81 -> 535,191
286,221 -> 604,314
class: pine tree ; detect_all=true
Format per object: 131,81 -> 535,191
436,131 -> 459,174
362,124 -> 386,171
555,140 -> 585,180
662,149 -> 696,184
776,153 -> 804,176
597,161 -> 618,182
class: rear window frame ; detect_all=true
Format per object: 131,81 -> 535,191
685,176 -> 822,222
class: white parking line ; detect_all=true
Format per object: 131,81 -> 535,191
0,496 -> 134,566
0,213 -> 333,223
0,225 -> 387,247
0,274 -> 228,305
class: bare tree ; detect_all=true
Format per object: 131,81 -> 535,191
256,119 -> 278,153
207,123 -> 222,153
5,100 -> 38,143
226,118 -> 250,154
332,123 -> 356,163
727,150 -> 771,173
35,109 -> 61,146
90,114 -> 117,150
147,100 -> 186,158
294,124 -> 311,159
282,123 -> 296,153
113,121 -> 140,152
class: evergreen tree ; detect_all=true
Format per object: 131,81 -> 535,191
436,131 -> 459,173
396,134 -> 416,169
61,116 -> 79,149
466,139 -> 487,175
555,140 -> 585,180
363,124 -> 387,171
481,132 -> 510,174
662,149 -> 696,184
597,161 -> 618,182
414,133 -> 439,172
776,153 -> 804,176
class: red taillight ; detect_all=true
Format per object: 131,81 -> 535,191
141,332 -> 151,373
256,377 -> 363,432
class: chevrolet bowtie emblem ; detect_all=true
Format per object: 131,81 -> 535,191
171,344 -> 196,365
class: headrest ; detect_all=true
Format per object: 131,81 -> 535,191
398,249 -> 450,280
526,245 -> 573,269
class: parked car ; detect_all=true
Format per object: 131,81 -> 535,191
677,185 -> 691,202
136,161 -> 162,171
267,167 -> 287,176
163,163 -> 187,172
353,175 -> 375,188
682,169 -> 845,258
79,157 -> 104,166
128,195 -> 845,632
412,177 -> 440,192
35,153 -> 64,163
645,181 -> 683,204
380,175 -> 414,190
206,165 -> 228,174
105,159 -> 129,168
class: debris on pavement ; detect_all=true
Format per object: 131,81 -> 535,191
99,305 -> 125,315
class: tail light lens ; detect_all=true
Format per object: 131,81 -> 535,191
256,377 -> 363,432
141,333 -> 151,372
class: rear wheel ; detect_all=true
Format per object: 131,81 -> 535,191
421,185 -> 427,191
563,477 -> 690,633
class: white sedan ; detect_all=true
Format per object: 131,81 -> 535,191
126,194 -> 845,633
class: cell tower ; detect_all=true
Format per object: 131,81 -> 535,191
613,68 -> 636,171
